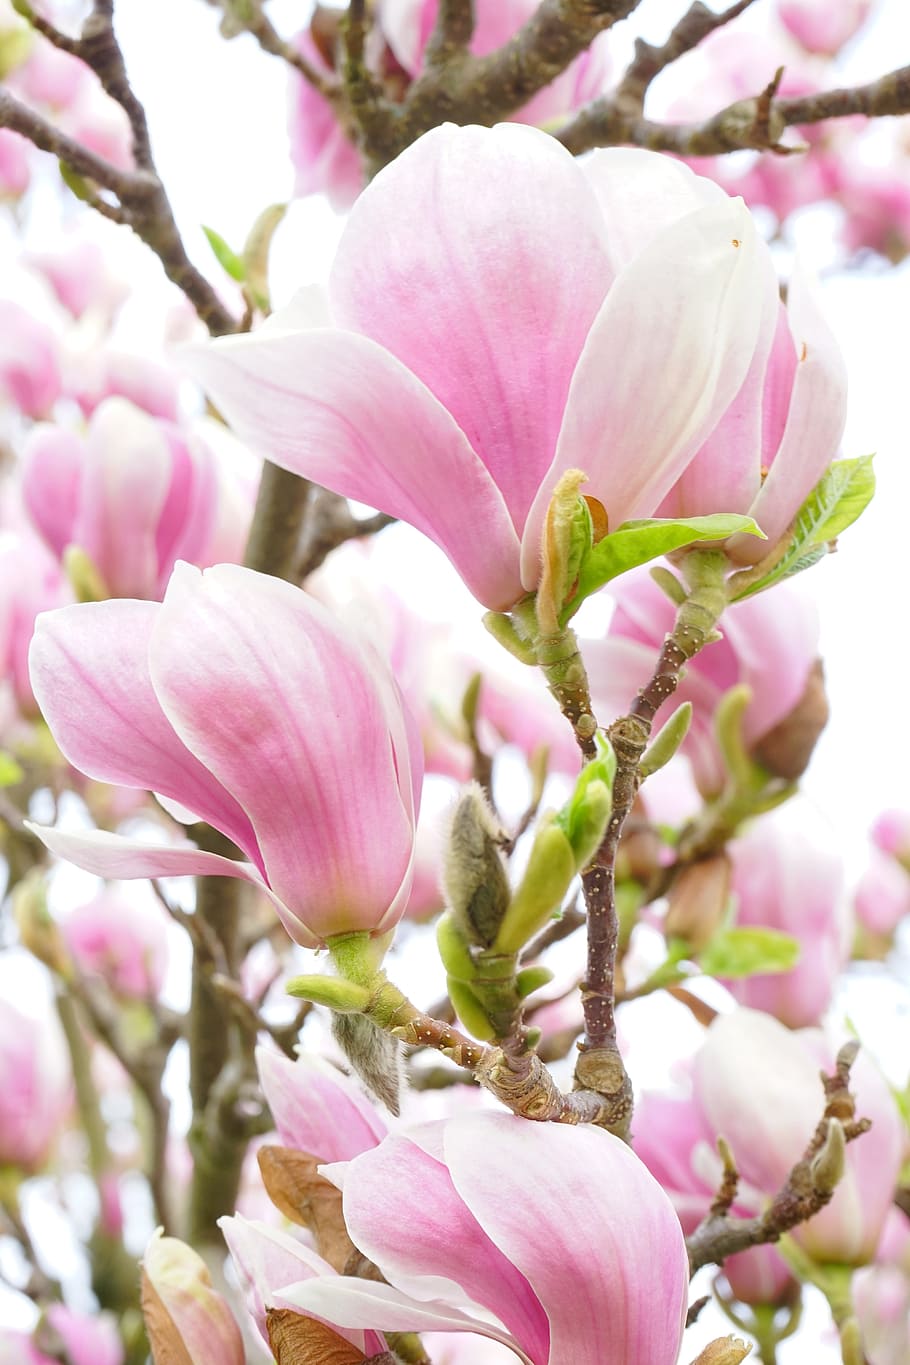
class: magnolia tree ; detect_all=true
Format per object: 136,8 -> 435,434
1,0 -> 910,1362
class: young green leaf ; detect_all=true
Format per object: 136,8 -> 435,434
700,926 -> 800,978
565,513 -> 763,624
729,455 -> 875,602
202,225 -> 246,283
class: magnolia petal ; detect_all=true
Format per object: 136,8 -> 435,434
580,147 -> 726,271
736,264 -> 848,556
150,563 -> 416,941
28,599 -> 260,858
25,822 -> 265,889
523,197 -> 764,588
77,397 -> 173,599
443,1113 -> 689,1365
274,1279 -> 530,1364
337,1131 -> 549,1359
183,328 -> 522,610
721,584 -> 819,744
256,1048 -> 387,1162
21,424 -> 83,558
331,122 -> 612,531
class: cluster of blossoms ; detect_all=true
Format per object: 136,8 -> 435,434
0,3 -> 909,1364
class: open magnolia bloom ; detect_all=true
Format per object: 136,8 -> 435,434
26,562 -> 422,948
184,124 -> 768,611
271,1112 -> 690,1364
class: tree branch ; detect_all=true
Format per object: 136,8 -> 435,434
687,1042 -> 871,1273
559,60 -> 910,157
613,0 -> 758,114
203,0 -> 339,98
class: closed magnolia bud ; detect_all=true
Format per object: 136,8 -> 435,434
493,821 -> 576,955
141,1230 -> 244,1365
752,658 -> 828,781
615,798 -> 663,884
664,855 -> 731,952
443,783 -> 511,947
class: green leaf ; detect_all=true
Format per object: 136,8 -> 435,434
566,513 -> 764,622
700,926 -> 799,978
202,225 -> 246,282
729,455 -> 875,602
0,752 -> 24,788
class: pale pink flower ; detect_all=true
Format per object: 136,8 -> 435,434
587,569 -> 821,795
0,300 -> 61,417
0,529 -> 69,717
27,240 -> 127,321
277,1112 -> 690,1363
873,810 -> 910,865
22,399 -> 250,599
185,126 -> 767,610
696,1009 -> 904,1266
854,850 -> 910,938
220,1216 -> 387,1356
44,1306 -> 123,1365
0,998 -> 71,1171
256,1046 -> 388,1161
288,30 -> 363,210
28,562 -> 422,948
777,0 -> 875,55
657,257 -> 847,564
68,349 -> 181,421
723,818 -> 850,1027
853,1265 -> 910,1365
141,1231 -> 244,1365
62,888 -> 169,1000
837,161 -> 910,264
9,36 -> 88,108
0,128 -> 30,198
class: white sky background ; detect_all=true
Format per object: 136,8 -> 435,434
3,0 -> 910,1357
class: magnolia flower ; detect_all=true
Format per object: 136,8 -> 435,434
62,888 -> 170,1000
587,569 -> 822,795
22,399 -> 250,600
656,256 -> 847,564
777,0 -> 875,55
0,528 -> 69,718
854,849 -> 910,941
0,300 -> 60,417
256,1046 -> 388,1161
696,1010 -> 904,1266
185,125 -> 766,610
276,1112 -> 690,1363
0,999 -> 71,1171
27,562 -> 422,948
723,817 -> 850,1028
141,1231 -> 244,1365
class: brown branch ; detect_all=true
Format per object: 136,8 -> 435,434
297,488 -> 396,580
424,0 -> 476,65
614,0 -> 759,114
0,89 -> 140,194
204,0 -> 338,97
686,1042 -> 871,1273
559,60 -> 910,157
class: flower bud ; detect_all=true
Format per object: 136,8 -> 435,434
664,855 -> 731,952
492,821 -> 576,955
689,1339 -> 752,1365
443,783 -> 511,948
141,1230 -> 244,1365
751,658 -> 828,781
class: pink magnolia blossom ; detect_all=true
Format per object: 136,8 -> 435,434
185,126 -> 767,611
27,240 -> 127,321
696,1009 -> 904,1266
777,0 -> 875,55
9,36 -> 88,108
723,818 -> 850,1027
633,1084 -> 796,1308
43,1306 -> 123,1365
27,561 -> 422,948
61,888 -> 169,1000
0,529 -> 69,717
277,1111 -> 690,1363
854,849 -> 910,939
256,1046 -> 388,1161
656,257 -> 847,563
853,1264 -> 910,1365
0,128 -> 30,198
220,1216 -> 387,1356
873,810 -> 910,864
68,349 -> 180,421
587,569 -> 821,795
22,399 -> 250,599
0,300 -> 61,417
288,29 -> 363,210
837,161 -> 910,264
0,998 -> 71,1171
141,1230 -> 244,1365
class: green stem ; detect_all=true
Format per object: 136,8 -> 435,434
55,991 -> 109,1181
